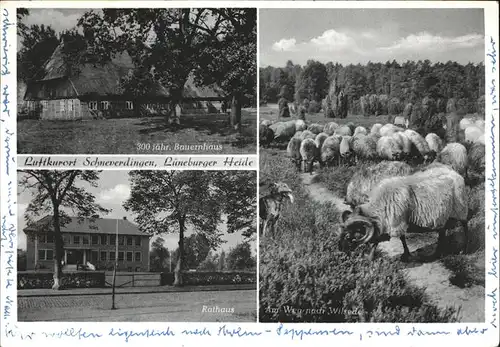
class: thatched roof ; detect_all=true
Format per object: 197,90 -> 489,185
30,42 -> 223,99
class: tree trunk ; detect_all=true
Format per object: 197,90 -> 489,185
52,209 -> 63,290
230,95 -> 242,132
173,218 -> 185,286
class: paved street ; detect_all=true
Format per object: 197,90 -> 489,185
18,290 -> 256,322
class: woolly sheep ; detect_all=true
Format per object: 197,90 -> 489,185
377,136 -> 402,161
334,125 -> 352,137
379,123 -> 404,137
299,129 -> 317,141
286,137 -> 302,170
404,129 -> 434,163
315,132 -> 329,152
391,132 -> 412,160
464,126 -> 483,143
425,132 -> 444,154
260,119 -> 272,127
467,142 -> 485,182
345,122 -> 357,134
307,123 -> 324,135
354,126 -> 368,136
436,142 -> 468,177
259,124 -> 274,148
339,165 -> 469,261
475,119 -> 485,130
300,138 -> 318,174
350,134 -> 378,162
476,134 -> 485,145
345,161 -> 412,208
295,119 -> 307,132
270,121 -> 296,142
370,123 -> 383,135
393,115 -> 409,128
340,136 -> 353,162
323,122 -> 339,135
321,135 -> 342,167
459,118 -> 473,130
293,131 -> 303,139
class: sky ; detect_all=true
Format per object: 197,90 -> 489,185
17,171 -> 256,256
260,8 -> 485,67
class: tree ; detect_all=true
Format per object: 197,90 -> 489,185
150,237 -> 170,272
77,8 -> 256,129
123,171 -> 256,286
226,242 -> 256,271
294,60 -> 328,104
17,249 -> 27,271
181,233 -> 212,269
18,171 -> 110,289
17,23 -> 59,83
197,251 -> 219,271
218,250 -> 226,271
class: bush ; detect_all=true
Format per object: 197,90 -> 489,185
18,271 -> 106,289
308,100 -> 322,114
161,271 -> 256,286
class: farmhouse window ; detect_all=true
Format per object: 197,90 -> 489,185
101,101 -> 110,110
68,99 -> 74,112
109,251 -> 116,261
73,235 -> 80,244
100,251 -> 107,261
91,250 -> 98,262
110,235 -> 116,245
41,100 -> 48,109
119,236 -> 125,245
126,252 -> 133,262
91,235 -> 99,245
60,100 -> 65,112
127,236 -> 133,246
118,251 -> 124,261
100,234 -> 107,245
126,101 -> 133,110
89,101 -> 98,110
82,235 -> 89,245
135,236 -> 141,246
134,251 -> 141,262
38,249 -> 53,261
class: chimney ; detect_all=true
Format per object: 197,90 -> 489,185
123,216 -> 127,220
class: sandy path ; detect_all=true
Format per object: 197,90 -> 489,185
301,172 -> 484,322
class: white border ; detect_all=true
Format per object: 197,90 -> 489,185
1,1 -> 499,347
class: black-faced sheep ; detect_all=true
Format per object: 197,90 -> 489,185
286,137 -> 302,170
300,138 -> 318,174
376,136 -> 402,161
259,124 -> 274,148
345,161 -> 412,209
259,182 -> 294,238
339,165 -> 469,261
321,135 -> 342,167
436,142 -> 468,177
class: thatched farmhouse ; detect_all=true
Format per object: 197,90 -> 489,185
23,42 -> 227,120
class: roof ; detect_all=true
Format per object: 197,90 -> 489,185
24,216 -> 151,237
31,41 -> 222,99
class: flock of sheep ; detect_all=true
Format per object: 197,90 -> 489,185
259,114 -> 486,261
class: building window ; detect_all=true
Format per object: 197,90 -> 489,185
110,235 -> 116,245
118,251 -> 124,261
38,249 -> 53,261
91,250 -> 99,262
60,100 -> 66,112
119,236 -> 125,245
101,101 -> 110,110
100,251 -> 107,261
73,235 -> 80,244
127,237 -> 133,246
62,234 -> 70,244
91,235 -> 99,245
100,234 -> 107,245
126,252 -> 133,262
82,235 -> 89,245
134,251 -> 141,262
68,99 -> 74,112
89,101 -> 98,110
41,100 -> 49,109
46,234 -> 54,243
135,236 -> 141,246
126,101 -> 133,110
109,251 -> 116,261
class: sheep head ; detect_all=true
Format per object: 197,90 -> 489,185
338,211 -> 376,252
270,182 -> 294,204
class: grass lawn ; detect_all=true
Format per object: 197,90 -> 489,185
18,109 -> 256,154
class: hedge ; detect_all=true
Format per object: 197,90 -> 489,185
18,271 -> 106,289
160,271 -> 256,286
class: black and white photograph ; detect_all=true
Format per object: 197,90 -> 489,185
16,8 -> 257,154
259,8 -> 486,323
16,170 -> 257,322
